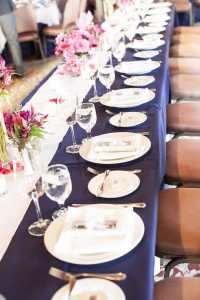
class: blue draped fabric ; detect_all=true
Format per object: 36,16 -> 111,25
0,9 -> 174,300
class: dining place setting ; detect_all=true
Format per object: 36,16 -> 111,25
0,1 -> 174,300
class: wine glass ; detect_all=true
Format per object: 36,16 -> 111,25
112,35 -> 126,62
44,164 -> 72,219
98,64 -> 115,94
76,103 -> 97,141
65,109 -> 80,154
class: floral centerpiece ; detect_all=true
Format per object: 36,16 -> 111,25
4,107 -> 48,152
55,11 -> 103,76
0,55 -> 13,163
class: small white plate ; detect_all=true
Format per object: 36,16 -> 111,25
150,1 -> 172,8
88,170 -> 140,198
115,60 -> 160,75
143,14 -> 170,23
44,209 -> 145,264
128,39 -> 165,50
142,33 -> 164,41
109,111 -> 147,127
148,7 -> 171,15
79,132 -> 151,165
133,51 -> 160,59
100,88 -> 155,108
137,26 -> 166,34
52,278 -> 126,300
147,21 -> 168,27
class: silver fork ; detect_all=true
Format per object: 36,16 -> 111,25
97,170 -> 110,196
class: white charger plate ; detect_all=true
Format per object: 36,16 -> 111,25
115,60 -> 160,75
109,111 -> 147,127
88,170 -> 140,198
128,39 -> 165,50
44,209 -> 145,264
143,14 -> 170,23
52,278 -> 126,300
79,132 -> 151,165
99,88 -> 155,108
137,26 -> 166,34
133,50 -> 160,59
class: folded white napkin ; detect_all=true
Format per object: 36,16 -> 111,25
88,137 -> 140,161
54,206 -> 133,256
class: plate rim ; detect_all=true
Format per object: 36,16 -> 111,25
44,210 -> 145,265
79,131 -> 151,164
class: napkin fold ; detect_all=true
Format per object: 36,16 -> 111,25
88,137 -> 140,161
54,206 -> 133,256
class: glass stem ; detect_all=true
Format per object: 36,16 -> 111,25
93,79 -> 98,97
70,124 -> 77,147
32,191 -> 43,222
86,130 -> 92,140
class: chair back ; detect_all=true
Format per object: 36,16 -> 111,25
15,4 -> 38,34
63,0 -> 87,29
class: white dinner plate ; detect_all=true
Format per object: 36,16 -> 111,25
128,39 -> 165,50
115,60 -> 160,75
44,209 -> 145,264
79,132 -> 151,165
109,111 -> 147,127
150,2 -> 172,8
88,170 -> 140,198
143,14 -> 170,23
52,278 -> 126,300
148,7 -> 171,15
99,88 -> 155,108
133,50 -> 160,59
124,75 -> 155,86
137,26 -> 166,34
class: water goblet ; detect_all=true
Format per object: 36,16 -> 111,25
76,103 -> 97,141
112,35 -> 126,62
44,164 -> 72,219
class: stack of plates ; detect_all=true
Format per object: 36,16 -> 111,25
115,60 -> 161,75
79,132 -> 151,164
99,88 -> 155,108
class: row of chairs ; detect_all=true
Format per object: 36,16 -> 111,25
154,20 -> 200,299
14,0 -> 87,59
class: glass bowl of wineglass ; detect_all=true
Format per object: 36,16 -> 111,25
44,164 -> 72,219
76,103 -> 97,142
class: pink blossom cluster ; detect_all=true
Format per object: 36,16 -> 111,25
4,107 -> 47,150
0,56 -> 13,88
55,11 -> 103,76
118,0 -> 132,6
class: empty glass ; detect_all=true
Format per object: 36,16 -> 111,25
65,110 -> 80,154
112,35 -> 126,62
98,64 -> 115,92
44,164 -> 72,219
76,103 -> 97,141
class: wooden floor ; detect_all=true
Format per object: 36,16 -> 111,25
7,56 -> 60,109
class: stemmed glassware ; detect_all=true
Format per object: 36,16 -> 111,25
65,109 -> 80,154
76,103 -> 97,141
28,177 -> 51,236
112,34 -> 126,62
98,64 -> 115,95
43,164 -> 72,220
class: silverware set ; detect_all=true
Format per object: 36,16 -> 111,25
87,166 -> 142,176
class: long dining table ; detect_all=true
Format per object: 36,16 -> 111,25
0,7 -> 174,300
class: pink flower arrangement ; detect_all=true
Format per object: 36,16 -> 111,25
55,11 -> 103,76
3,107 -> 48,151
0,55 -> 13,89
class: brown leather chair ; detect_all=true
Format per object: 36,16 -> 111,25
174,26 -> 200,35
15,4 -> 45,59
166,138 -> 200,184
171,33 -> 200,45
154,277 -> 200,300
167,102 -> 200,134
169,58 -> 200,75
157,188 -> 200,277
170,43 -> 200,58
170,74 -> 200,99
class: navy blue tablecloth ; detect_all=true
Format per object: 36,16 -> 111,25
0,10 -> 174,300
